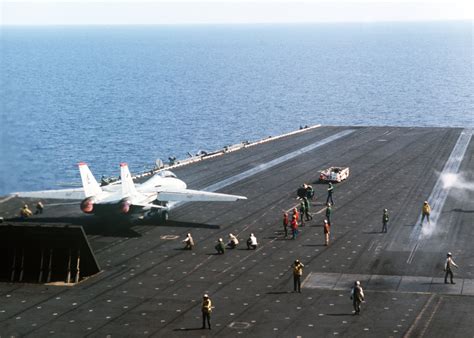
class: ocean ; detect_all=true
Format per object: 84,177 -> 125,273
1,22 -> 472,194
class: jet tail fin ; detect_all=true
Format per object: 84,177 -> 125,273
120,163 -> 137,197
78,163 -> 102,198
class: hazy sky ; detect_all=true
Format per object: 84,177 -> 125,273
2,0 -> 473,25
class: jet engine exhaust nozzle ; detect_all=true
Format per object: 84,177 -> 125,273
80,197 -> 95,214
119,198 -> 132,214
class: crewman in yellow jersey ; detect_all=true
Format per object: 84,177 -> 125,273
421,201 -> 431,225
20,204 -> 33,219
293,259 -> 304,293
201,294 -> 212,330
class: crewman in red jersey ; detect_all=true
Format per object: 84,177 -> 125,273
291,215 -> 298,239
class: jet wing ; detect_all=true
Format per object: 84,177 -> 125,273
13,188 -> 85,200
130,203 -> 166,210
156,189 -> 247,202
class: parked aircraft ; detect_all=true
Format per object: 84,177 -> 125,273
14,163 -> 247,221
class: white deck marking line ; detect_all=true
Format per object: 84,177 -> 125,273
406,128 -> 472,264
418,296 -> 443,338
403,294 -> 436,338
315,207 -> 326,215
406,242 -> 420,265
203,129 -> 355,193
170,129 -> 355,210
45,202 -> 80,206
0,195 -> 14,204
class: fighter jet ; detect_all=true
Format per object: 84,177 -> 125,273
13,162 -> 247,221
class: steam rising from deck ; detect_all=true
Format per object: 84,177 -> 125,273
420,171 -> 473,238
441,172 -> 474,192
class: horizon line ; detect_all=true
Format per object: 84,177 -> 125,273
2,18 -> 471,27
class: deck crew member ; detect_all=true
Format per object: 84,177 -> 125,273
215,238 -> 225,254
305,184 -> 315,200
421,201 -> 431,225
350,281 -> 365,315
292,207 -> 300,226
382,209 -> 389,233
282,212 -> 289,238
20,204 -> 33,219
326,182 -> 334,205
293,259 -> 304,293
227,233 -> 239,249
291,215 -> 298,240
303,197 -> 313,221
325,203 -> 332,225
444,252 -> 459,284
183,233 -> 194,250
323,219 -> 330,246
201,294 -> 212,330
297,184 -> 308,199
35,201 -> 44,214
299,201 -> 306,226
247,233 -> 258,250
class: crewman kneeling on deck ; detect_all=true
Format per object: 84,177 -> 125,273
183,233 -> 194,250
20,204 -> 33,219
35,201 -> 44,215
247,233 -> 258,249
215,238 -> 225,254
227,233 -> 239,249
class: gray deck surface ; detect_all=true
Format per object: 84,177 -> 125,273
0,126 -> 473,337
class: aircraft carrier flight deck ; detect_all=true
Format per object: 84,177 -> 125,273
0,125 -> 473,337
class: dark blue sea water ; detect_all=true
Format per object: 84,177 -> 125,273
1,22 -> 472,194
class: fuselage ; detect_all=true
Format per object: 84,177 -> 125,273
80,171 -> 186,216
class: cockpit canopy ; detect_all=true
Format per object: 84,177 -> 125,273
156,170 -> 177,178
